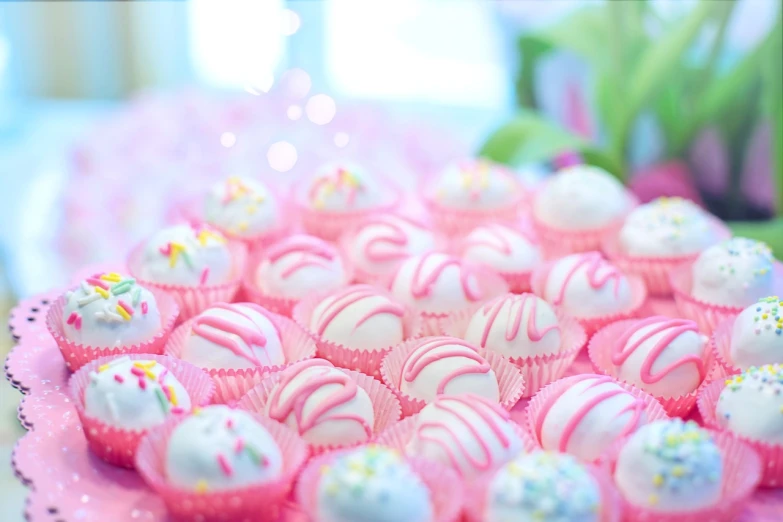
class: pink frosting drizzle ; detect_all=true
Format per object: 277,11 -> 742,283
611,316 -> 705,384
361,214 -> 429,263
265,235 -> 337,280
414,394 -> 513,475
191,302 -> 280,366
534,375 -> 645,452
477,294 -> 560,348
549,252 -> 624,305
463,223 -> 537,256
313,285 -> 405,337
266,359 -> 373,438
401,337 -> 491,394
398,252 -> 483,302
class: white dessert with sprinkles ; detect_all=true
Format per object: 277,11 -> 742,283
729,297 -> 783,369
716,364 -> 783,445
63,272 -> 161,347
204,176 -> 279,238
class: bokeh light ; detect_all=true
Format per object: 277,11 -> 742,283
287,105 -> 303,120
220,131 -> 237,148
267,141 -> 298,172
334,132 -> 350,148
306,94 -> 337,125
279,68 -> 311,99
280,9 -> 301,36
244,71 -> 274,95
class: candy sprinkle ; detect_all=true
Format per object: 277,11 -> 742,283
195,480 -> 208,494
141,302 -> 148,315
217,454 -> 233,477
200,267 -> 209,286
95,286 -> 110,299
114,374 -> 124,384
154,388 -> 169,413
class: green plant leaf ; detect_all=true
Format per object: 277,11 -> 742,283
540,7 -> 612,69
727,219 -> 783,258
760,18 -> 783,214
516,35 -> 553,108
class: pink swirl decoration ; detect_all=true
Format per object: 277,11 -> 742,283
550,252 -> 624,305
312,285 -> 405,336
401,337 -> 491,394
399,252 -> 483,302
476,294 -> 560,348
265,235 -> 337,279
361,214 -> 430,263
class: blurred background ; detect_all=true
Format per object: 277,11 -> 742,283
0,1 -> 780,519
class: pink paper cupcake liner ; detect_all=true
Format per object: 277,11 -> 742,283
295,448 -> 463,522
380,338 -> 526,417
441,306 -> 587,398
69,353 -> 215,469
236,367 -> 401,455
374,414 -> 537,456
127,241 -> 248,322
241,246 -> 355,318
423,191 -> 529,239
46,289 -> 180,372
639,297 -> 681,318
607,427 -> 761,521
135,412 -> 309,522
602,218 -> 731,297
588,319 -> 714,417
708,317 -> 740,381
165,312 -> 317,405
291,290 -> 424,379
463,462 -> 622,522
531,212 -> 627,259
698,379 -> 783,486
531,261 -> 648,336
524,374 -> 670,462
292,179 -> 402,242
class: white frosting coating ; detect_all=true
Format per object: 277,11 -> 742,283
255,235 -> 347,299
63,273 -> 161,347
716,364 -> 783,444
347,213 -> 436,279
138,224 -> 232,286
165,406 -> 283,492
614,420 -> 722,512
464,293 -> 561,359
265,359 -> 375,447
305,164 -> 383,211
542,252 -> 633,318
204,176 -> 278,238
317,446 -> 433,522
612,317 -> 708,398
430,159 -> 521,210
691,237 -> 776,307
84,356 -> 191,430
534,165 -> 632,230
538,375 -> 648,461
399,337 -> 500,403
619,197 -> 720,257
729,296 -> 783,369
181,302 -> 285,369
391,252 -> 498,314
405,394 -> 522,479
462,223 -> 541,273
486,452 -> 600,522
310,285 -> 406,351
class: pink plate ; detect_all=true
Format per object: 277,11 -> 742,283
6,290 -> 783,521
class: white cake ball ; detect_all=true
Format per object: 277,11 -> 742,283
138,224 -> 233,286
306,164 -> 383,211
255,235 -> 347,299
614,420 -> 722,512
405,394 -> 522,478
316,446 -> 433,522
310,285 -> 406,351
462,223 -> 542,273
84,357 -> 191,430
716,364 -> 783,444
399,337 -> 500,403
534,165 -> 632,230
204,176 -> 279,238
486,452 -> 601,522
166,406 -> 283,492
619,197 -> 720,257
429,158 -> 521,210
391,252 -> 500,314
541,252 -> 633,318
729,296 -> 783,369
691,237 -> 776,307
63,273 -> 161,347
181,302 -> 285,369
611,316 -> 708,398
537,375 -> 648,461
347,213 -> 436,279
265,359 -> 375,447
464,293 -> 561,359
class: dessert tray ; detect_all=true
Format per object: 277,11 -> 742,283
6,288 -> 783,521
